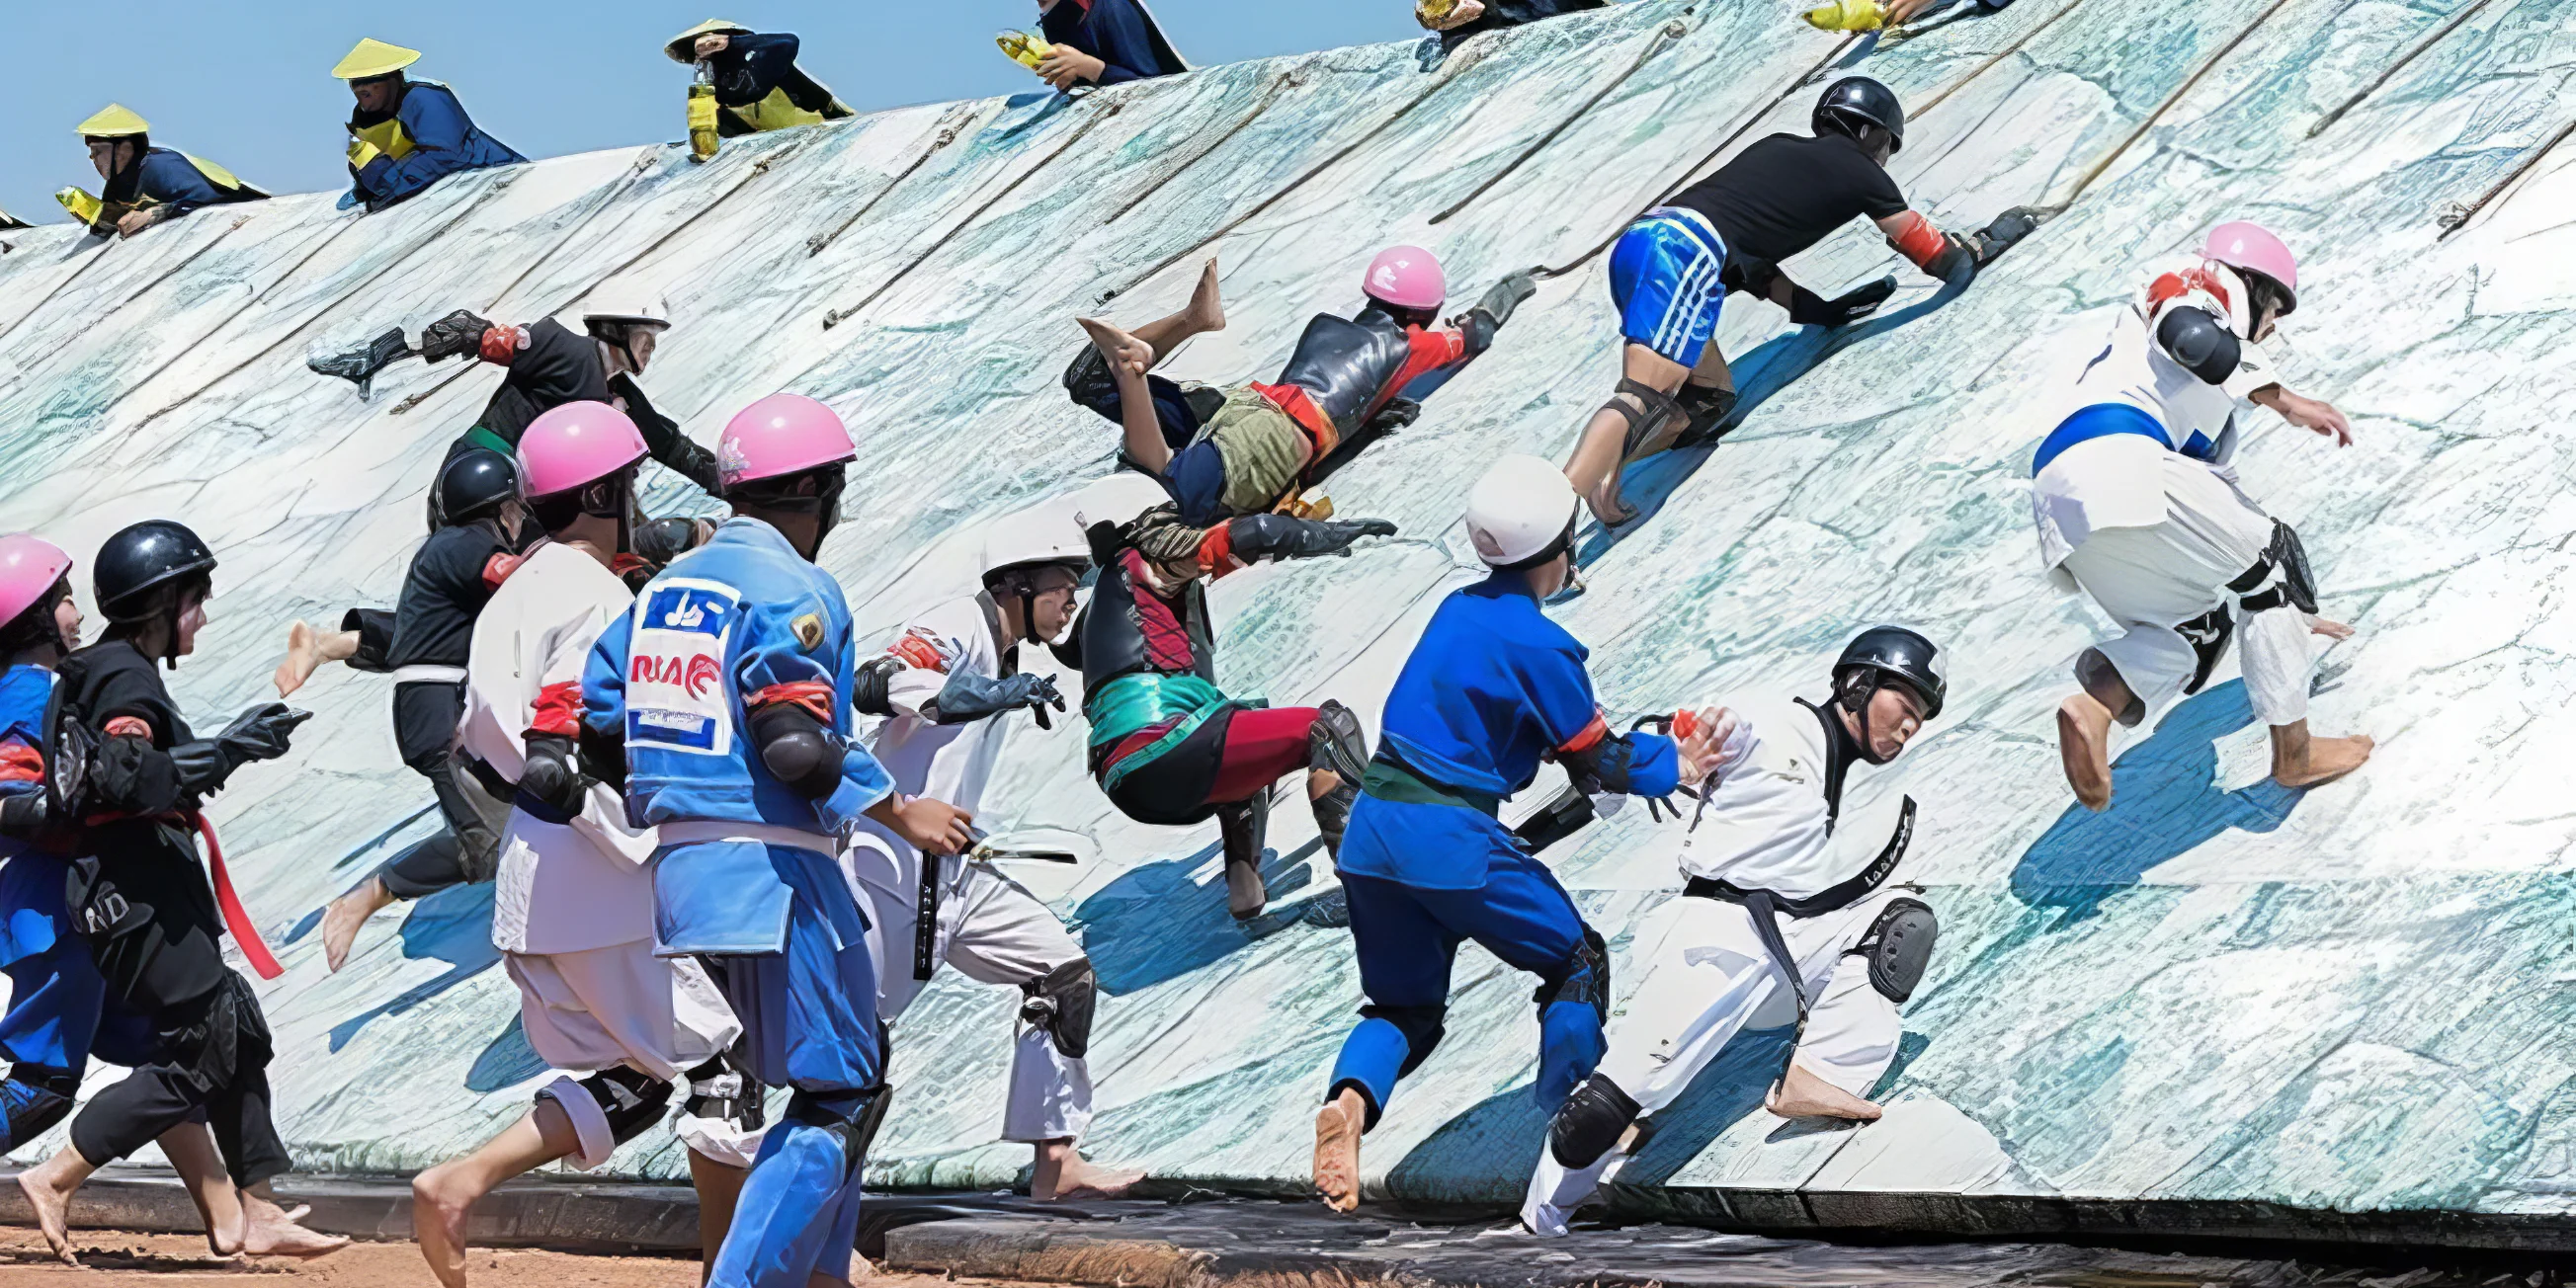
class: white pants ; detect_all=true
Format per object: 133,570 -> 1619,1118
506,943 -> 743,1167
852,849 -> 1094,1144
1521,889 -> 1913,1236
2058,456 -> 2312,727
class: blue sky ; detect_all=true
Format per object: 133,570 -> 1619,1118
3,2 -> 1423,224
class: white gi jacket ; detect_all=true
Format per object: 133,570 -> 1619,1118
845,593 -> 1013,899
1674,691 -> 1914,904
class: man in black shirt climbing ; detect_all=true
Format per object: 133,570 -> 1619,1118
1563,77 -> 2037,524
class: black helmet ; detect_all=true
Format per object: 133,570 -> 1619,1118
1833,625 -> 1946,720
438,448 -> 519,524
95,520 -> 216,624
1813,76 -> 1905,153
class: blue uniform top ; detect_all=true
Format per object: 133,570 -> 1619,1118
1039,0 -> 1188,86
348,81 -> 528,210
1340,575 -> 1677,889
130,148 -> 261,217
0,665 -> 60,967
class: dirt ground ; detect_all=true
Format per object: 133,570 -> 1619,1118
0,1228 -> 1039,1287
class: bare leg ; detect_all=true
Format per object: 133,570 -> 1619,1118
1032,1139 -> 1145,1200
322,874 -> 398,973
687,1147 -> 749,1286
1684,335 -> 1735,395
1764,1061 -> 1883,1121
1075,317 -> 1173,476
1124,258 -> 1226,362
156,1125 -> 245,1257
2269,719 -> 2373,790
274,623 -> 359,698
17,1143 -> 100,1264
1564,343 -> 1690,525
1312,1087 -> 1366,1214
413,1101 -> 580,1288
2055,650 -> 2133,812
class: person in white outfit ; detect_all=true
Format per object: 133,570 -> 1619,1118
2033,221 -> 2370,811
408,403 -> 753,1288
1522,628 -> 1948,1238
842,477 -> 1164,1201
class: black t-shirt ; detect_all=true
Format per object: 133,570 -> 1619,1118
475,318 -> 610,446
386,521 -> 518,671
1669,132 -> 1909,280
61,638 -> 225,1002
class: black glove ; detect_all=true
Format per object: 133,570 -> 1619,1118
632,517 -> 707,568
1787,276 -> 1896,328
925,671 -> 1065,725
418,309 -> 495,362
1967,205 -> 2047,264
518,732 -> 590,817
1229,514 -> 1399,562
853,655 -> 902,719
168,704 -> 312,795
1924,235 -> 1977,283
0,791 -> 48,840
1363,397 -> 1422,436
1454,271 -> 1538,356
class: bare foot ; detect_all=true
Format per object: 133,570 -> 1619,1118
1039,1154 -> 1146,1201
1313,1088 -> 1366,1213
274,620 -> 323,698
1075,317 -> 1156,379
2307,614 -> 2356,641
1764,1063 -> 1882,1121
1185,259 -> 1226,334
243,1192 -> 347,1258
2275,732 -> 2373,790
411,1162 -> 477,1288
2055,693 -> 2115,812
17,1157 -> 80,1265
322,875 -> 395,973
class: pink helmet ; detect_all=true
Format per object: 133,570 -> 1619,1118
717,393 -> 857,491
518,401 -> 648,498
0,534 -> 72,629
1362,245 -> 1446,311
2203,221 -> 2297,314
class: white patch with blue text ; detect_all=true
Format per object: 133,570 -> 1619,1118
626,578 -> 741,757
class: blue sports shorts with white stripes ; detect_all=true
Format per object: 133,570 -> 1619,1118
1608,207 -> 1730,367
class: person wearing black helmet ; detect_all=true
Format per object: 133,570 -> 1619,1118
270,449 -> 535,971
1564,77 -> 2039,524
1520,627 -> 1950,1237
16,522 -> 342,1264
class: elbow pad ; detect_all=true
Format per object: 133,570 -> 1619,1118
852,655 -> 901,719
748,702 -> 846,798
2155,306 -> 2242,385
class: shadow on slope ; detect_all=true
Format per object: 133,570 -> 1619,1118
326,880 -> 503,1052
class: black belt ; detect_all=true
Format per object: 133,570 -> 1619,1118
1357,752 -> 1501,817
1681,797 -> 1918,1014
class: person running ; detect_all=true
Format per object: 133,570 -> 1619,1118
332,38 -> 527,211
61,104 -> 264,239
1521,628 -> 1948,1236
409,404 -> 753,1287
845,486 -> 1157,1201
12,523 -> 341,1264
1310,455 -> 1726,1213
1069,252 -> 1534,528
583,393 -> 973,1288
1563,77 -> 2033,524
2037,222 -> 2369,809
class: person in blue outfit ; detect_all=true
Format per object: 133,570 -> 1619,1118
582,393 -> 972,1288
64,104 -> 265,239
332,38 -> 528,212
664,21 -> 855,136
1309,455 -> 1724,1213
1031,0 -> 1189,91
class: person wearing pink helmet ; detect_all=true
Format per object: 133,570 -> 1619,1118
406,402 -> 751,1286
581,393 -> 973,1288
2033,220 -> 2369,811
1067,251 -> 1534,533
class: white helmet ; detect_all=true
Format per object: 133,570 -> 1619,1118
582,282 -> 672,332
979,504 -> 1089,582
1068,470 -> 1175,532
1465,454 -> 1579,568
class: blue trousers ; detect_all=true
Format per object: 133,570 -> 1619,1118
0,855 -> 153,1150
1327,849 -> 1607,1126
701,844 -> 883,1288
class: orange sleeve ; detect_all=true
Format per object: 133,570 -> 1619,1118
1553,710 -> 1610,756
530,682 -> 584,738
1885,210 -> 1949,270
746,680 -> 835,722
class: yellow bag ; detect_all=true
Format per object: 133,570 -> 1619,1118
688,82 -> 721,161
1802,0 -> 1889,31
996,30 -> 1053,70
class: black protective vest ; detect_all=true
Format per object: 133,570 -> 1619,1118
1075,553 -> 1216,693
1272,307 -> 1416,439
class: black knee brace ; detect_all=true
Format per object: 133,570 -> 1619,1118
1605,378 -> 1684,464
1548,1073 -> 1641,1168
683,1053 -> 766,1135
561,1066 -> 675,1146
1535,926 -> 1612,1027
1019,957 -> 1099,1060
1852,898 -> 1938,1003
1673,381 -> 1740,446
785,1086 -> 894,1183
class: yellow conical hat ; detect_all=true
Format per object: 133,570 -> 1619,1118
332,38 -> 421,80
665,19 -> 752,62
76,103 -> 150,138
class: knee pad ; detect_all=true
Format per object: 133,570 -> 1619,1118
1534,926 -> 1612,1027
1673,382 -> 1740,446
1217,795 -> 1270,868
1018,956 -> 1099,1061
0,1065 -> 81,1151
1062,345 -> 1115,406
783,1086 -> 894,1184
1604,378 -> 1685,465
538,1067 -> 673,1170
1306,701 -> 1369,857
2173,605 -> 2235,698
1358,1003 -> 1448,1078
2073,647 -> 2148,726
2231,520 -> 2318,614
1547,1074 -> 1641,1169
1853,899 -> 1938,1003
683,1054 -> 767,1134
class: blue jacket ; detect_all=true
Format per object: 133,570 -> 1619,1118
347,81 -> 527,210
585,518 -> 895,953
0,665 -> 58,970
1339,576 -> 1677,889
129,148 -> 263,217
1039,0 -> 1187,86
